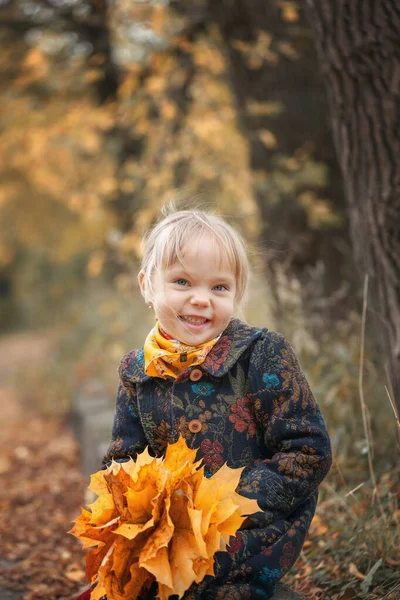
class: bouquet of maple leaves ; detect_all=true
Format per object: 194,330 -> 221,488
69,436 -> 258,600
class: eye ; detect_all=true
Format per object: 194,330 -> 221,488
174,278 -> 189,286
213,284 -> 228,291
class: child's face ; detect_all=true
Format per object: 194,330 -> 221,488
141,235 -> 237,346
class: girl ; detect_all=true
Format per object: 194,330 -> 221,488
83,207 -> 331,599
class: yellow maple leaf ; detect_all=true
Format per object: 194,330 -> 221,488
69,436 -> 259,599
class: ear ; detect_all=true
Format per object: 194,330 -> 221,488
137,270 -> 147,301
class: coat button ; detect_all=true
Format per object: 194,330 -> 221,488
188,419 -> 202,434
190,368 -> 203,382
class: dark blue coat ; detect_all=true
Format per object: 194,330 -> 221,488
105,318 -> 332,599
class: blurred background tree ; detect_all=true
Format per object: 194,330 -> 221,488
0,0 -> 397,465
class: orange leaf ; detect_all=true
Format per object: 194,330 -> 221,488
309,514 -> 328,536
66,569 -> 86,582
163,435 -> 199,472
349,562 -> 366,581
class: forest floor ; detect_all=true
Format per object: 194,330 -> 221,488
0,332 -> 399,600
0,397 -> 88,600
0,333 -> 88,600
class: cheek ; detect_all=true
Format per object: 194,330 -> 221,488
225,300 -> 235,318
164,289 -> 183,306
216,301 -> 234,320
155,297 -> 178,317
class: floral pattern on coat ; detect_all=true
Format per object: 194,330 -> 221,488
104,318 -> 332,599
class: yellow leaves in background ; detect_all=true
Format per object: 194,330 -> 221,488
146,75 -> 167,95
0,92 -> 116,214
0,240 -> 14,267
151,4 -> 167,35
118,70 -> 140,101
98,177 -> 119,196
259,129 -> 278,149
298,191 -> 342,229
15,48 -> 49,87
0,0 -> 328,329
276,40 -> 300,61
70,437 -> 258,600
160,100 -> 177,121
90,21 -> 262,250
278,1 -> 300,23
79,130 -> 102,154
84,70 -> 103,84
232,31 -> 278,69
0,182 -> 19,209
246,99 -> 284,117
119,233 -> 142,256
192,40 -> 226,75
190,114 -> 228,151
87,252 -> 105,278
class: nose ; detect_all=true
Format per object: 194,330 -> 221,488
190,291 -> 210,307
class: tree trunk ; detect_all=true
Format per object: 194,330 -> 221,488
305,0 -> 400,409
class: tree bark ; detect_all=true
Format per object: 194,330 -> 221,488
305,0 -> 400,409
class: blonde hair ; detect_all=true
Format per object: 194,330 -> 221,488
139,207 -> 250,311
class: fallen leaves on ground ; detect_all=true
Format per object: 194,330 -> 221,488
284,469 -> 400,600
0,387 -> 87,600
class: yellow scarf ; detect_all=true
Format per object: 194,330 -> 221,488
144,321 -> 220,379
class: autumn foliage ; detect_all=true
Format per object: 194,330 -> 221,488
69,436 -> 258,600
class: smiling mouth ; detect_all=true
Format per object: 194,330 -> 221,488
179,316 -> 210,325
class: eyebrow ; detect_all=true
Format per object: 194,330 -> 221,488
167,266 -> 235,283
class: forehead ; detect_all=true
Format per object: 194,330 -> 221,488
165,234 -> 235,276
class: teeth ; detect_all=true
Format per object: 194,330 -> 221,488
181,316 -> 208,324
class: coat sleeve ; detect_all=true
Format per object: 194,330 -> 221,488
238,330 -> 332,524
102,359 -> 148,466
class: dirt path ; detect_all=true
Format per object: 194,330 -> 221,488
0,333 -> 88,600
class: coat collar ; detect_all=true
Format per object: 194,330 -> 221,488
123,318 -> 264,384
